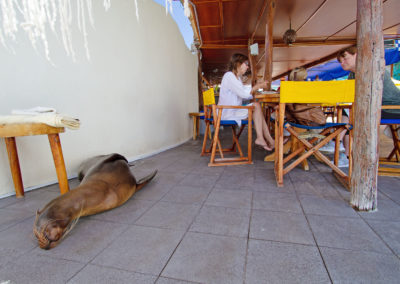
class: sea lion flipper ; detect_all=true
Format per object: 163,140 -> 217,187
135,170 -> 157,191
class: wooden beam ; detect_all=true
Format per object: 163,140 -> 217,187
251,0 -> 269,41
296,0 -> 328,33
200,39 -> 357,49
263,0 -> 276,90
248,39 -> 257,86
218,0 -> 224,44
350,0 -> 384,211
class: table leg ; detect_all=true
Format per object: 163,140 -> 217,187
192,117 -> 197,140
4,137 -> 24,198
48,134 -> 69,194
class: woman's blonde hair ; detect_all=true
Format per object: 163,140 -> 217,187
289,67 -> 308,81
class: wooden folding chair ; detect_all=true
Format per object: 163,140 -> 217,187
200,88 -> 255,166
275,80 -> 355,188
379,105 -> 400,176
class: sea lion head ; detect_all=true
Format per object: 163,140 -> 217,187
33,209 -> 75,250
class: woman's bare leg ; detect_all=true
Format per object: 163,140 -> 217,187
253,102 -> 274,150
340,116 -> 349,156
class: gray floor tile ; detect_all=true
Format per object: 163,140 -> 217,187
321,247 -> 400,284
205,188 -> 252,209
0,253 -> 85,284
156,277 -> 202,284
0,247 -> 26,269
151,171 -> 187,186
290,171 -> 342,199
308,215 -> 392,254
250,181 -> 296,194
0,194 -> 19,209
299,195 -> 360,218
358,199 -> 400,221
245,239 -> 330,284
135,201 -> 201,230
161,158 -> 203,174
92,225 -> 184,275
68,264 -> 157,284
33,219 -> 129,263
189,205 -> 250,238
178,173 -> 220,190
366,219 -> 400,257
88,199 -> 156,224
133,180 -> 174,201
0,208 -> 34,232
214,171 -> 255,189
189,162 -> 225,175
378,176 -> 400,203
4,189 -> 61,212
250,210 -> 315,245
254,169 -> 282,187
161,185 -> 212,205
252,191 -> 303,213
162,232 -> 246,284
0,217 -> 37,254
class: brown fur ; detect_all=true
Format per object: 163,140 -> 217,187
33,153 -> 157,249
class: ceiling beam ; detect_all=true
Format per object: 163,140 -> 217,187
218,0 -> 224,43
296,0 -> 329,33
200,39 -> 357,49
251,0 -> 269,41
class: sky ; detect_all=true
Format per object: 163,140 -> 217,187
152,0 -> 194,50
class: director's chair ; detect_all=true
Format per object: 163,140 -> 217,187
275,80 -> 355,188
201,88 -> 255,166
379,105 -> 400,176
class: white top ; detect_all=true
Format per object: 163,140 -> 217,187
218,71 -> 253,122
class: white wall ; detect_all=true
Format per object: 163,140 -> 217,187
0,0 -> 198,197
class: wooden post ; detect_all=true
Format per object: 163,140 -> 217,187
197,52 -> 204,111
248,39 -> 258,87
350,0 -> 384,211
263,0 -> 275,90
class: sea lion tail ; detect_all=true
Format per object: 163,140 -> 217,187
136,170 -> 157,191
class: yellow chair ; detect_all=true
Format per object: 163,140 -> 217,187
201,88 -> 255,166
275,80 -> 355,188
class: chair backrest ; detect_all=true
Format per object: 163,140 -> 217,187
203,88 -> 215,106
280,80 -> 355,104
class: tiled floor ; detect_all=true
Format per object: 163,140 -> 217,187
0,130 -> 399,284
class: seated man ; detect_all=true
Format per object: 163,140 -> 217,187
336,46 -> 400,166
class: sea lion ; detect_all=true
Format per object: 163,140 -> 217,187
33,153 -> 157,250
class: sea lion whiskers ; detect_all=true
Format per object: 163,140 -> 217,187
59,202 -> 84,242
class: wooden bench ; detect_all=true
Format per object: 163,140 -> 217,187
189,112 -> 204,140
0,123 -> 70,197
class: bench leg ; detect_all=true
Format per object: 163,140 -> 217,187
48,134 -> 69,194
4,137 -> 24,198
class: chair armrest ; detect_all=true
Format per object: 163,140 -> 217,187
215,105 -> 255,110
381,105 -> 400,110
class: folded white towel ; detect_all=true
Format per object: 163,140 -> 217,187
0,114 -> 80,130
12,107 -> 57,115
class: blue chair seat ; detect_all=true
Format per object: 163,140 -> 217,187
207,118 -> 248,126
381,119 -> 400,124
285,121 -> 351,130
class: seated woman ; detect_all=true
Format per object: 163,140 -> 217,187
336,46 -> 400,166
219,53 -> 274,151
